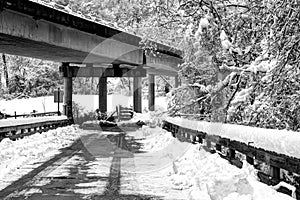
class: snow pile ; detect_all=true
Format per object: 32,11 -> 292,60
0,115 -> 67,127
167,117 -> 300,159
131,112 -> 151,123
169,144 -> 294,200
138,126 -> 176,152
120,108 -> 167,128
0,125 -> 79,190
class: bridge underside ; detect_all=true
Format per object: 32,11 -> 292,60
0,8 -> 181,74
0,33 -> 117,64
0,0 -> 182,117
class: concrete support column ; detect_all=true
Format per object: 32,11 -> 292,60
133,77 -> 142,113
175,75 -> 179,88
63,63 -> 73,121
148,74 -> 155,111
99,76 -> 107,113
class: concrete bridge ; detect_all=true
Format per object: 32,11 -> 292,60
0,0 -> 182,119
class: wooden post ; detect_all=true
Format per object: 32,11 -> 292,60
99,76 -> 107,113
175,75 -> 179,88
246,156 -> 254,165
63,63 -> 73,121
228,149 -> 235,159
192,136 -> 197,144
133,77 -> 142,113
148,74 -> 155,111
270,165 -> 280,180
216,144 -> 222,152
198,137 -> 203,144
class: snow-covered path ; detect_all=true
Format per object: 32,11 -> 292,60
0,126 -> 294,200
0,129 -> 188,200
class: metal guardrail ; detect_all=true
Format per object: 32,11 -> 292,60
0,118 -> 70,141
162,120 -> 300,199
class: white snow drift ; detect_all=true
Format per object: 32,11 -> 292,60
0,125 -> 79,190
167,117 -> 300,159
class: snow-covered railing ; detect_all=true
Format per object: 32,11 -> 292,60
0,111 -> 61,119
0,116 -> 70,140
163,118 -> 300,199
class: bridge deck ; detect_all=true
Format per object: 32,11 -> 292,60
0,0 -> 182,75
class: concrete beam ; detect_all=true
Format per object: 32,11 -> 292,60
99,77 -> 107,113
147,67 -> 178,76
59,66 -> 147,77
148,74 -> 155,111
133,77 -> 142,113
0,10 -> 143,64
0,0 -> 183,76
146,53 -> 182,74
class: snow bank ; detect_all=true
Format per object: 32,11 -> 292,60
0,116 -> 67,127
132,126 -> 176,152
0,125 -> 79,190
169,144 -> 294,200
167,117 -> 300,159
119,108 -> 167,128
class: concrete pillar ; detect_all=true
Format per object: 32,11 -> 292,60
175,75 -> 179,88
133,77 -> 142,113
63,63 -> 73,121
99,76 -> 107,113
148,74 -> 155,111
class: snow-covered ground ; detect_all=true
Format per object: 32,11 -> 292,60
0,94 -> 169,115
167,117 -> 300,159
0,125 -> 79,191
130,126 -> 176,152
122,125 -> 294,200
169,143 -> 294,200
0,95 -> 296,199
0,123 -> 295,199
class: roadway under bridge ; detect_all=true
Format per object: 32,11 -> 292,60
0,0 -> 182,119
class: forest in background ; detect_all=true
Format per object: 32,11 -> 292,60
1,0 -> 300,131
0,55 -> 174,99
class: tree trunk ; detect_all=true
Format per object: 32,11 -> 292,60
2,54 -> 9,90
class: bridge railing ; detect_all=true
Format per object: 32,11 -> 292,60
162,120 -> 300,199
0,116 -> 70,141
0,111 -> 61,119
